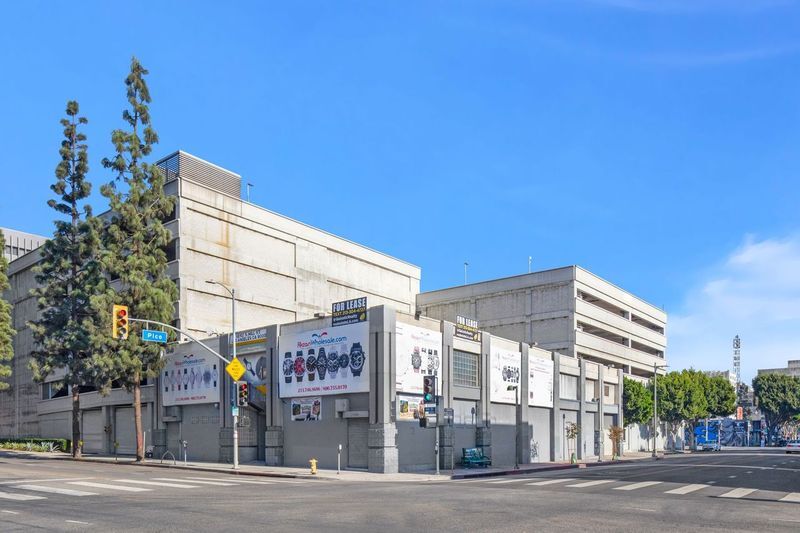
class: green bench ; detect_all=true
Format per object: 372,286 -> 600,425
462,447 -> 491,468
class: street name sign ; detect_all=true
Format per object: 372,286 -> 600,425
141,329 -> 168,343
226,357 -> 246,381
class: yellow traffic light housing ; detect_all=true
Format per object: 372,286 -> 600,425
112,304 -> 129,340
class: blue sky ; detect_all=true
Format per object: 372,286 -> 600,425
1,1 -> 799,381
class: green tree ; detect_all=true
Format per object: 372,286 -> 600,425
706,375 -> 736,418
622,377 -> 652,427
653,370 -> 709,448
0,230 -> 14,390
29,101 -> 105,458
752,373 -> 800,441
95,57 -> 177,461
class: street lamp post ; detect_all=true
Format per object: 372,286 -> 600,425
652,362 -> 669,458
206,280 -> 239,470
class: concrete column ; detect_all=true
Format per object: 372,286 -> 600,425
598,365 -> 605,460
477,333 -> 492,459
367,306 -> 398,473
551,352 -> 562,462
518,343 -> 531,465
265,324 -> 282,466
440,321 -> 455,470
617,367 -> 624,457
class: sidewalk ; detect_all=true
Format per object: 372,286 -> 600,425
7,449 -> 657,482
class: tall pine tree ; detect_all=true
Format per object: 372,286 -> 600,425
0,230 -> 14,391
97,57 -> 177,461
30,101 -> 104,458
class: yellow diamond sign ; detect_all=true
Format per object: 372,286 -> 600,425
226,357 -> 246,381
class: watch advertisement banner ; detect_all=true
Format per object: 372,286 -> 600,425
162,352 -> 221,406
395,323 -> 442,394
528,354 -> 554,408
455,315 -> 481,342
397,395 -> 423,421
291,397 -> 322,421
331,297 -> 367,327
490,347 -> 521,404
279,321 -> 369,398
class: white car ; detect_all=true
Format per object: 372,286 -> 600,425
786,440 -> 800,454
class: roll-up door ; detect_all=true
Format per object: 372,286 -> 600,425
347,419 -> 369,469
115,407 -> 136,455
81,409 -> 104,453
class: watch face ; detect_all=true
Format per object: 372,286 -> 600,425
283,358 -> 293,376
294,357 -> 306,376
339,353 -> 349,368
350,343 -> 365,370
306,356 -> 317,372
317,352 -> 327,368
411,352 -> 421,369
327,354 -> 339,373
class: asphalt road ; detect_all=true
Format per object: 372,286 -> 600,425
1,450 -> 799,532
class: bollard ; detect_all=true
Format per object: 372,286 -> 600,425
337,444 -> 342,475
309,458 -> 318,475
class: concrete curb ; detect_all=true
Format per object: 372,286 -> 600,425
50,455 -> 323,481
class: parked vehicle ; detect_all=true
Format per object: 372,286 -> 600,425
786,440 -> 800,454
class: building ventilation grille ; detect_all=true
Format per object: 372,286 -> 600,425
156,151 -> 241,198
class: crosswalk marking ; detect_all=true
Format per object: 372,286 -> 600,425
526,478 -> 576,486
718,488 -> 756,499
153,478 -> 236,487
14,484 -> 97,496
780,492 -> 800,503
487,478 -> 531,484
0,477 -> 94,485
185,477 -> 275,485
613,481 -> 662,491
0,491 -> 46,501
567,479 -> 615,488
68,481 -> 152,492
665,484 -> 709,495
114,479 -> 198,489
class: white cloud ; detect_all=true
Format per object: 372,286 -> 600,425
668,234 -> 800,384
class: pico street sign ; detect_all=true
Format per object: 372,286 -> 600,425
141,329 -> 168,343
226,357 -> 246,381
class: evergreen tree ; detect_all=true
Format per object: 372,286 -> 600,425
622,376 -> 652,427
706,375 -> 736,418
96,57 -> 177,461
0,230 -> 14,391
29,101 -> 105,458
752,373 -> 800,441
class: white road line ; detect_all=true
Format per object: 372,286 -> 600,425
665,484 -> 709,495
0,491 -> 46,501
14,484 -> 96,496
153,478 -> 236,487
114,479 -> 198,489
68,481 -> 152,492
65,520 -> 91,525
567,479 -> 615,488
718,488 -> 756,499
779,492 -> 800,503
0,477 -> 94,485
185,477 -> 275,485
1,509 -> 21,514
487,478 -> 531,484
613,481 -> 662,491
526,478 -> 576,486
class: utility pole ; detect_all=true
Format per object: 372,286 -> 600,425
206,280 -> 239,470
463,262 -> 469,285
652,363 -> 668,457
528,256 -> 532,274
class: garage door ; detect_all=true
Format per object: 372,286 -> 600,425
82,409 -> 104,454
115,407 -> 136,455
347,419 -> 368,469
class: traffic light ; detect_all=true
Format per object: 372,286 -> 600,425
112,305 -> 129,340
423,374 -> 436,404
236,381 -> 249,407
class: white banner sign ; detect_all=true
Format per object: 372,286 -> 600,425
162,352 -> 220,406
396,323 -> 442,394
528,354 -> 554,408
490,347 -> 521,404
279,321 -> 369,398
397,395 -> 423,421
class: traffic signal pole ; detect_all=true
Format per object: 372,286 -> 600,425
231,287 -> 239,471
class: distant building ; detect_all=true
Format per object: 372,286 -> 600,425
704,370 -> 738,388
757,360 -> 800,379
417,266 -> 667,378
1,228 -> 46,263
